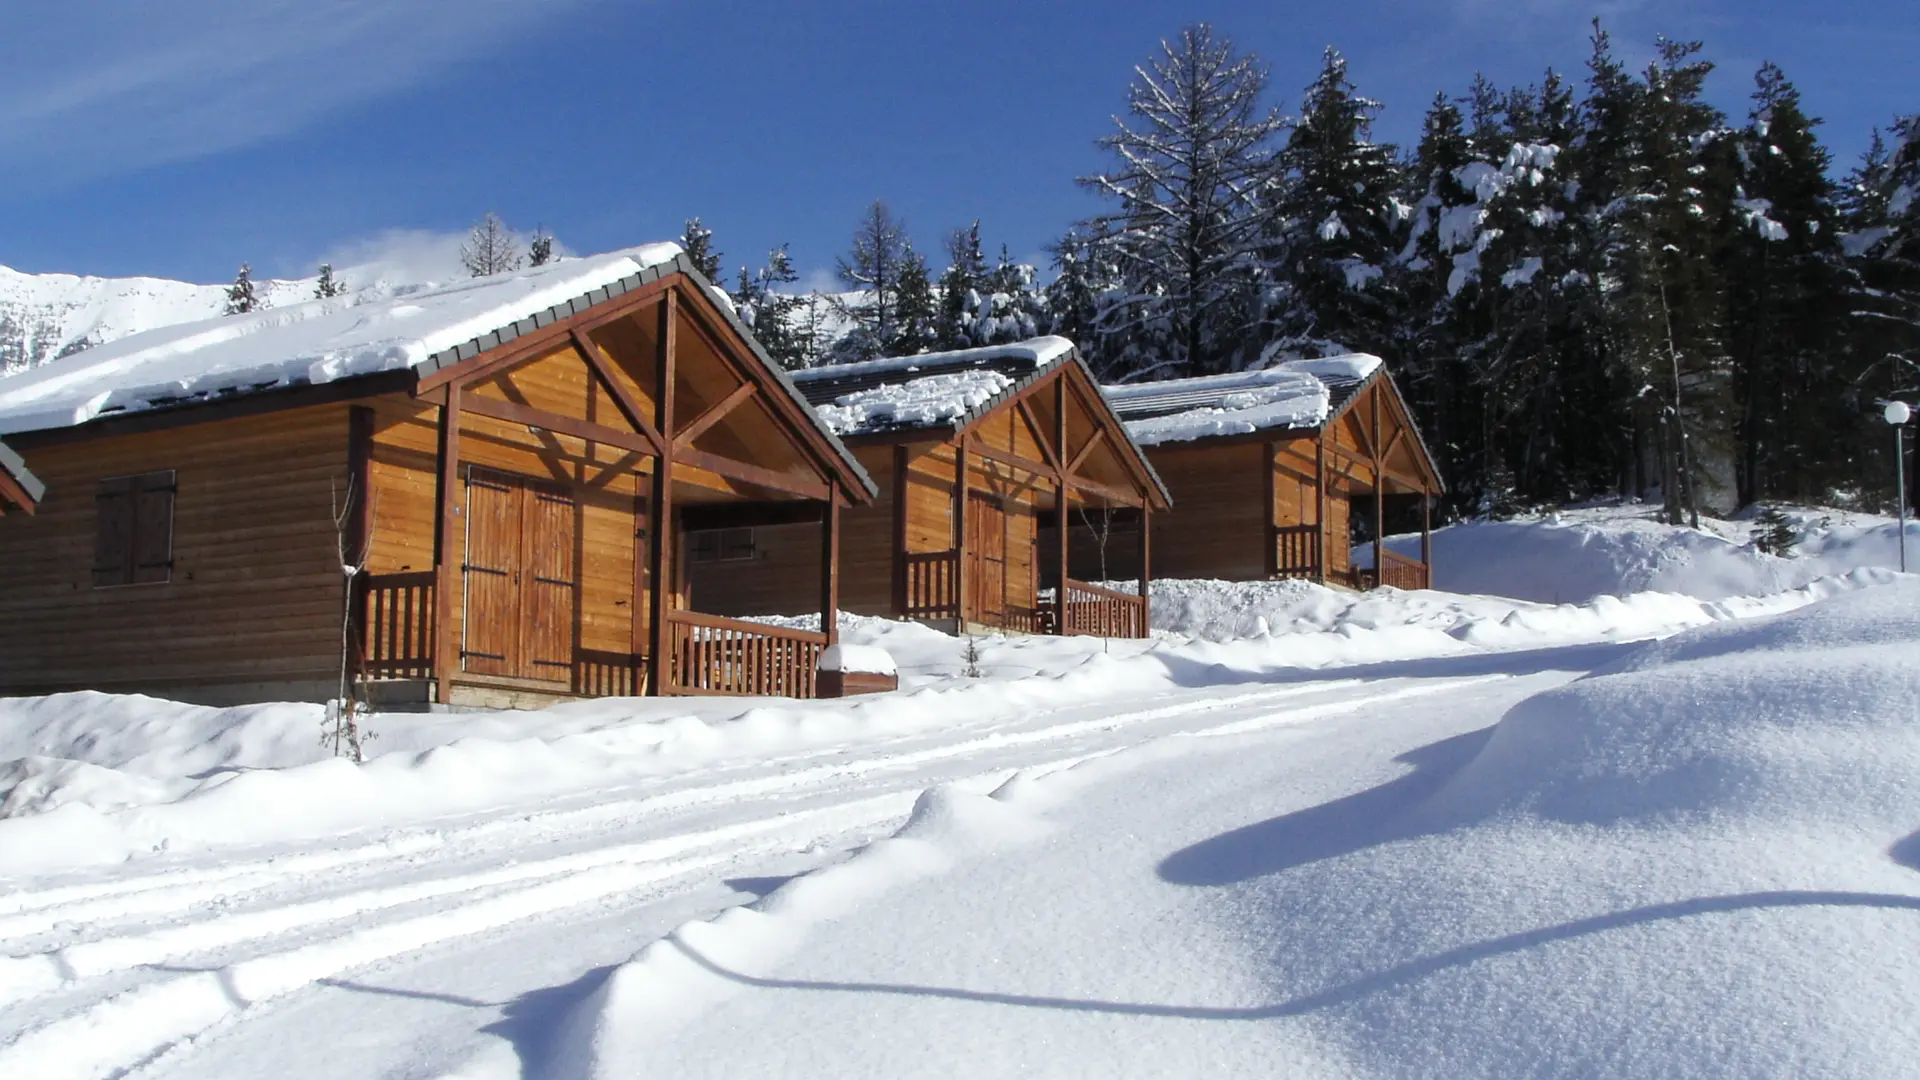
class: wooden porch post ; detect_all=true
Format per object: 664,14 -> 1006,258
433,385 -> 462,706
1138,503 -> 1152,633
1054,378 -> 1070,635
953,438 -> 970,630
1421,487 -> 1433,588
821,486 -> 841,646
891,444 -> 908,617
1263,440 -> 1277,579
345,405 -> 376,680
1372,387 -> 1385,589
645,291 -> 678,696
1314,433 -> 1328,585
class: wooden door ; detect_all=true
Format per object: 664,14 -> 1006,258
462,468 -> 578,682
966,491 -> 1008,625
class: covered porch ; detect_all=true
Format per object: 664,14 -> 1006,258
349,265 -> 870,704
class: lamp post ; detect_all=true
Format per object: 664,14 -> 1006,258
1889,400 -> 1912,574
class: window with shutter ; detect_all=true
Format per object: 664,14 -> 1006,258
93,470 -> 174,587
689,527 -> 756,563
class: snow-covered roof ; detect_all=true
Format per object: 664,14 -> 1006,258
0,437 -> 44,506
789,337 -> 1077,437
1104,354 -> 1383,446
0,244 -> 687,436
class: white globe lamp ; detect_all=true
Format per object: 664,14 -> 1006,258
1887,400 -> 1912,426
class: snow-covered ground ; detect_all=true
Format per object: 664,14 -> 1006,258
1370,501 -> 1917,603
0,510 -> 1914,1078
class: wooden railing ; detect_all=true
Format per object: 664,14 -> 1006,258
575,649 -> 642,697
904,550 -> 959,621
665,610 -> 827,697
1376,547 -> 1431,590
358,571 -> 436,679
1274,523 -> 1321,579
1060,578 -> 1148,638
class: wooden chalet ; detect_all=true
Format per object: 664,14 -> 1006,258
690,338 -> 1173,638
0,246 -> 876,707
0,439 -> 43,515
1102,356 -> 1443,590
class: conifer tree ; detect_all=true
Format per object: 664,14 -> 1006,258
740,245 -> 811,369
833,200 -> 911,362
225,263 -> 259,315
1264,47 -> 1406,363
680,217 -> 721,282
889,245 -> 939,356
460,213 -> 522,277
1720,62 -> 1852,503
528,230 -> 555,267
314,263 -> 345,299
1077,23 -> 1286,378
938,221 -> 990,349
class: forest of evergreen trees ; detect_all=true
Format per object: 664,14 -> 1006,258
711,21 -> 1918,525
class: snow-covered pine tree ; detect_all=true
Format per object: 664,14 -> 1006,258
889,245 -> 939,356
681,217 -> 721,282
314,263 -> 346,299
1843,116 -> 1920,511
225,263 -> 259,315
528,230 -> 554,267
1719,62 -> 1853,505
938,222 -> 989,349
1045,225 -> 1121,362
1076,23 -> 1285,379
739,245 -> 812,369
833,200 -> 910,363
1601,36 -> 1736,525
1263,47 -> 1406,365
460,213 -> 523,277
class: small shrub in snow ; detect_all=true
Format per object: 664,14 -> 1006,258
1750,504 -> 1799,556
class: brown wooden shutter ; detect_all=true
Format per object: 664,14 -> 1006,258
131,471 -> 176,584
93,476 -> 136,587
461,469 -> 519,676
522,484 -> 577,679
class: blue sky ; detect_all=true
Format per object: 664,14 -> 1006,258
2,0 -> 1913,288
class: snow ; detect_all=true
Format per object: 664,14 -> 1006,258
811,369 -> 1013,435
788,336 -> 1073,385
0,244 -> 684,436
1500,255 -> 1544,287
817,644 -> 896,676
567,581 -> 1920,1078
1107,354 -> 1380,446
0,509 -> 1914,1079
1365,502 -> 1918,604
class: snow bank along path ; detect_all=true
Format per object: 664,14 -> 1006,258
586,581 -> 1920,1079
0,565 -> 1906,1079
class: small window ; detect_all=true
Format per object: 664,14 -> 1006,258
94,470 -> 175,587
690,527 -> 756,563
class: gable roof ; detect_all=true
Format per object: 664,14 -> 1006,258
0,438 -> 44,510
0,244 -> 876,498
1105,355 -> 1444,492
1103,355 -> 1382,446
791,337 -> 1172,507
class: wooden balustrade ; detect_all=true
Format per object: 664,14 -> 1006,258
358,571 -> 436,679
665,610 -> 827,697
904,550 -> 959,621
1060,578 -> 1147,638
1376,547 -> 1431,590
1273,523 -> 1322,579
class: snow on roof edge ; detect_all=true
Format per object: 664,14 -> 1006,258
788,336 -> 1075,384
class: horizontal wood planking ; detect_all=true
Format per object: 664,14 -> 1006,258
1139,441 -> 1269,581
0,404 -> 352,693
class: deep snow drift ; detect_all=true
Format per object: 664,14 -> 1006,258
1371,501 -> 1916,604
576,580 -> 1920,1079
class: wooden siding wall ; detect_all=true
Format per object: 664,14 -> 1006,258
1141,442 -> 1269,581
365,393 -> 648,689
688,449 -> 894,618
0,405 -> 351,696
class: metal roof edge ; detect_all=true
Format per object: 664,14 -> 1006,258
0,437 -> 46,503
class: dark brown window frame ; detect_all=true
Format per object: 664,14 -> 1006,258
93,469 -> 176,588
689,526 -> 757,564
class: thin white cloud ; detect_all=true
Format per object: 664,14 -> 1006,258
0,1 -> 595,190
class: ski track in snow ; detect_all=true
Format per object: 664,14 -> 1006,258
0,671 -> 1513,1080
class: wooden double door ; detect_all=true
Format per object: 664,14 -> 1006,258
462,468 -> 578,682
